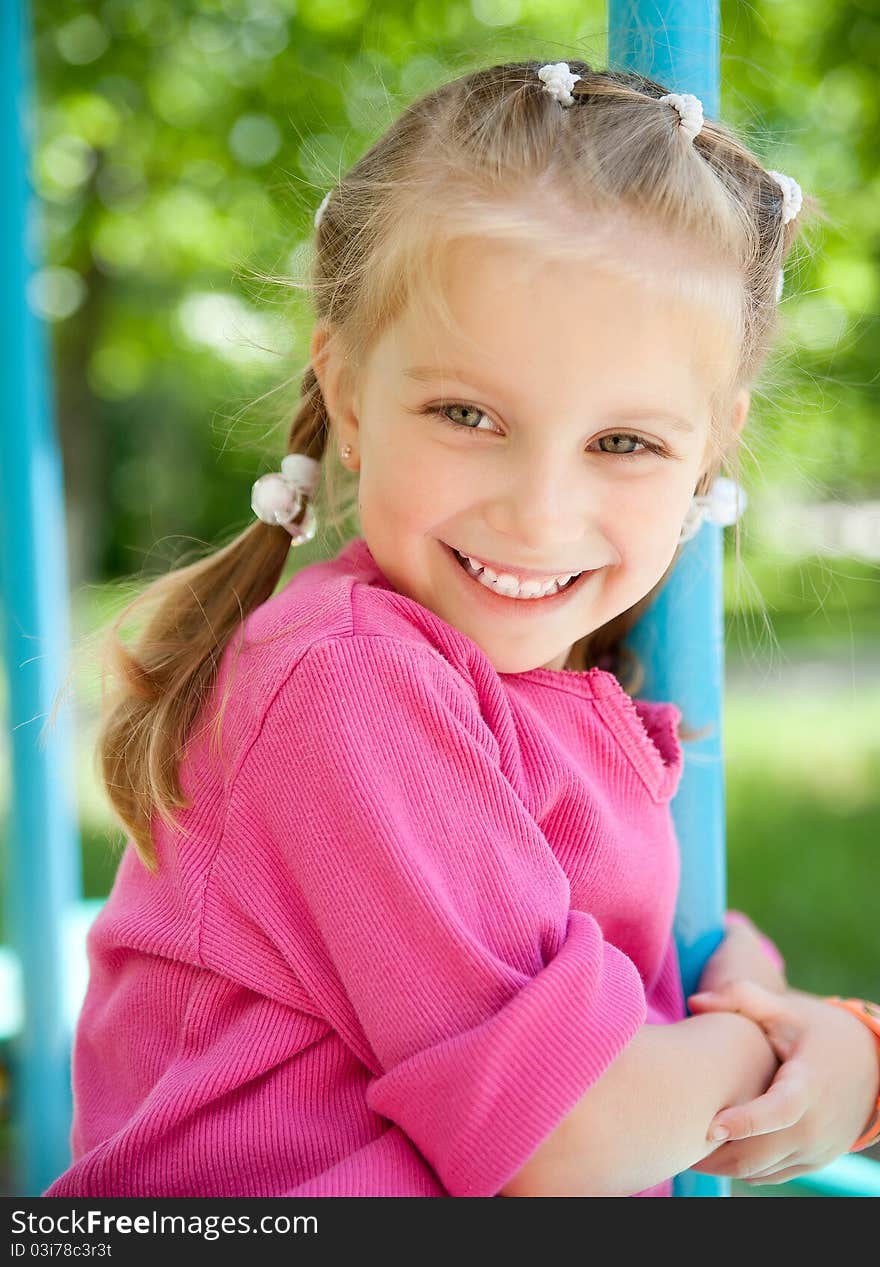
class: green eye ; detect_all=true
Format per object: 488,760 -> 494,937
597,433 -> 645,455
438,404 -> 492,430
427,404 -> 666,457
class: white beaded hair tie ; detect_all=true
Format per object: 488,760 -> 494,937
251,453 -> 322,545
678,475 -> 748,545
536,62 -> 582,107
767,171 -> 803,302
767,170 -> 803,225
657,91 -> 704,142
314,190 -> 332,229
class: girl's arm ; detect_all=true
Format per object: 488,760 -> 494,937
696,914 -> 787,995
500,1011 -> 779,1197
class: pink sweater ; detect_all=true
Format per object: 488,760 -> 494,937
43,536 -> 780,1199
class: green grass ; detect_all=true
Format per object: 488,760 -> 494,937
722,686 -> 880,999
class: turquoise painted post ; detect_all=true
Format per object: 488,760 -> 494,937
608,0 -> 729,1197
0,0 -> 83,1194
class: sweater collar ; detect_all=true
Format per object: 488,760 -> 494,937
337,536 -> 683,802
337,534 -> 661,696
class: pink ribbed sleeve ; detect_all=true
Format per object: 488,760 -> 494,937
223,636 -> 649,1197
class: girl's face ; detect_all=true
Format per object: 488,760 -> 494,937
313,236 -> 747,675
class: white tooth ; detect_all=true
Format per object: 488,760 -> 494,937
461,550 -> 579,597
474,570 -> 566,599
476,558 -> 574,588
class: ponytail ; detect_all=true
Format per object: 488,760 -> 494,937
85,365 -> 331,872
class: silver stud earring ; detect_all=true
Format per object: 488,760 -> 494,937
341,444 -> 352,461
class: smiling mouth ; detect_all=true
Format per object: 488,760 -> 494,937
445,542 -> 593,599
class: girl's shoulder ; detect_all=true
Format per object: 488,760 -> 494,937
250,535 -> 480,665
218,536 -> 488,741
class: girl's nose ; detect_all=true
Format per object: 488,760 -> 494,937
485,453 -> 599,558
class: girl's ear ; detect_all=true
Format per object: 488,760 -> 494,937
309,320 -> 341,414
731,387 -> 751,437
309,321 -> 361,446
698,387 -> 751,482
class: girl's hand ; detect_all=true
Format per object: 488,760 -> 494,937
686,981 -> 880,1185
695,914 -> 787,996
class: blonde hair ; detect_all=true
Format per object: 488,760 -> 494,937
62,58 -> 826,872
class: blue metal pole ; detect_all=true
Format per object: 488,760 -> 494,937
608,0 -> 728,1198
0,0 -> 83,1194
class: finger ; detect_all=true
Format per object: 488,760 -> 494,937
688,984 -> 801,1059
743,1163 -> 816,1187
687,979 -> 780,1025
740,1151 -> 800,1181
706,1058 -> 810,1143
689,1141 -> 795,1180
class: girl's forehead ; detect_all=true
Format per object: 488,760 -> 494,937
398,226 -> 739,333
384,238 -> 740,392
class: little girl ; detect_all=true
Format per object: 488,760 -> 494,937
44,59 -> 879,1198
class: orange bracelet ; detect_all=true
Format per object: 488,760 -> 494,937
824,997 -> 880,1152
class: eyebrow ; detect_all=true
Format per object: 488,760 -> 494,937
402,366 -> 697,434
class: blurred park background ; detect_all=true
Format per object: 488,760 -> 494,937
1,0 -> 878,1192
